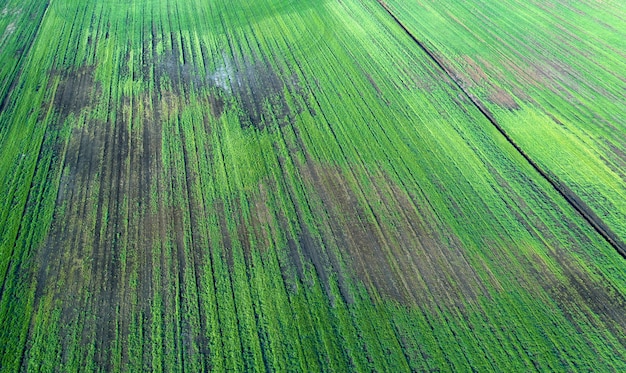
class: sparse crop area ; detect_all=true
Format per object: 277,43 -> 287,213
1,0 -> 625,371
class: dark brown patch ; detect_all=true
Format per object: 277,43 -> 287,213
155,47 -> 200,93
298,162 -> 490,308
249,182 -> 273,252
529,251 -> 626,348
27,76 -> 176,370
207,93 -> 225,119
214,199 -> 234,269
148,41 -> 306,127
50,65 -> 101,121
230,55 -> 304,130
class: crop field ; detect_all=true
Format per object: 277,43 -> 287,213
381,0 -> 626,250
0,0 -> 625,371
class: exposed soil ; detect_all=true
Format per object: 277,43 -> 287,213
487,85 -> 520,110
298,162 -> 490,308
459,55 -> 520,110
30,63 -> 171,370
249,182 -> 273,251
401,66 -> 435,92
528,250 -> 626,347
462,55 -> 488,83
29,35 -> 320,368
49,65 -> 102,122
376,1 -> 626,261
206,93 -> 225,119
229,53 -> 305,130
149,40 -> 305,129
214,199 -> 234,268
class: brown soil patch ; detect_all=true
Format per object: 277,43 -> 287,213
148,39 -> 306,128
229,53 -> 305,130
299,162 -> 490,308
458,56 -> 520,110
501,58 -> 545,88
462,55 -> 488,83
529,251 -> 626,347
29,82 -> 172,370
206,93 -> 225,119
249,182 -> 273,252
487,85 -> 520,110
49,65 -> 102,122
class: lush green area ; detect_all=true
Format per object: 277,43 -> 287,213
0,0 -> 625,371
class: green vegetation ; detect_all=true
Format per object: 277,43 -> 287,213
0,0 -> 624,371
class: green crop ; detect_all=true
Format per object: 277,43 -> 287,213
0,0 -> 625,371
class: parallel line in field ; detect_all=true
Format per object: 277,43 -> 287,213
272,10 -> 490,362
0,0 -> 56,303
376,0 -> 626,260
0,0 -> 52,113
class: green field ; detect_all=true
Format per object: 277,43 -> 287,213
1,0 -> 625,371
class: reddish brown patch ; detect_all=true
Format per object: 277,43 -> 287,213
488,86 -> 520,110
458,56 -> 520,110
462,55 -> 488,83
249,182 -> 273,251
500,58 -> 545,88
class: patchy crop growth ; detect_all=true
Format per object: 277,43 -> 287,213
1,0 -> 625,371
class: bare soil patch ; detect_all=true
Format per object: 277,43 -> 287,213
462,55 -> 488,83
229,53 -> 306,130
49,65 -> 102,122
30,75 -> 169,370
487,85 -> 520,110
299,162 -> 490,308
148,40 -> 306,129
459,56 -> 520,110
529,251 -> 626,348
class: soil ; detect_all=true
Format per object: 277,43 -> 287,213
50,65 -> 102,122
487,85 -> 520,110
230,53 -> 304,130
30,59 -> 170,369
149,40 -> 305,129
297,162 -> 490,308
462,55 -> 488,83
529,250 -> 626,347
459,55 -> 520,110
